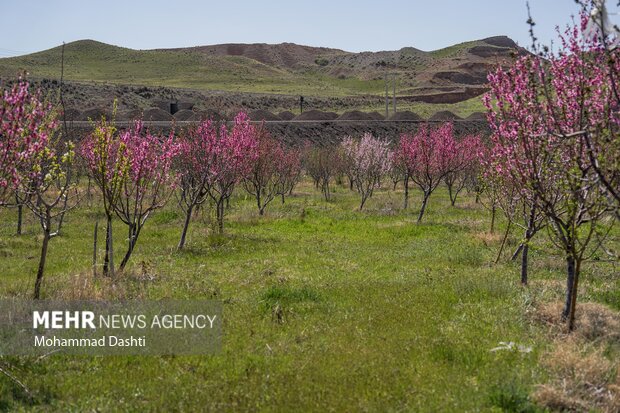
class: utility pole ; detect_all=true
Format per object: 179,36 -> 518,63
384,72 -> 397,119
385,72 -> 389,119
392,74 -> 397,115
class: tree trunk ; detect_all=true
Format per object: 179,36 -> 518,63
16,203 -> 23,235
87,176 -> 92,207
256,190 -> 263,215
217,199 -> 225,234
56,194 -> 69,235
103,215 -> 114,277
34,217 -> 51,300
281,193 -> 285,204
447,183 -> 455,206
322,181 -> 330,201
360,195 -> 367,211
519,206 -> 536,284
417,192 -> 430,223
520,243 -> 529,286
562,255 -> 576,321
511,244 -> 524,261
177,205 -> 193,250
119,224 -> 138,271
495,220 -> 512,263
403,176 -> 409,209
93,221 -> 98,277
490,205 -> 496,233
567,258 -> 581,331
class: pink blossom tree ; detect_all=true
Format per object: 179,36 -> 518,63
444,134 -> 483,206
113,122 -> 179,269
388,153 -> 407,192
484,8 -> 614,330
243,129 -> 286,215
206,112 -> 259,233
81,118 -> 179,272
176,120 -> 218,250
1,78 -> 80,298
576,0 -> 620,215
275,147 -> 302,203
399,123 -> 458,223
0,79 -> 54,206
392,139 -> 415,209
81,115 -> 128,276
302,144 -> 339,201
340,133 -> 392,210
482,150 -> 546,284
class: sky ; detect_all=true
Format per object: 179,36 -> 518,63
0,1 -> 607,57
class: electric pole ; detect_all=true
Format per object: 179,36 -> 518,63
392,74 -> 397,115
385,72 -> 389,119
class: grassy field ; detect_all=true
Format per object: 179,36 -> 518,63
356,96 -> 487,118
0,180 -> 618,411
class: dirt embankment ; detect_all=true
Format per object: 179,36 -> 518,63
65,119 -> 490,146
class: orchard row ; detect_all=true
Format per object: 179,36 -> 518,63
1,3 -> 619,332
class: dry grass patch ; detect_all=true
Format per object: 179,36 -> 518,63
533,340 -> 619,412
46,268 -> 153,300
473,231 -> 502,246
534,301 -> 620,344
531,301 -> 620,412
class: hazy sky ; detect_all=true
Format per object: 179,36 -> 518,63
0,1 -> 607,57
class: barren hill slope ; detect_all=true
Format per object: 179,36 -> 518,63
166,42 -> 346,70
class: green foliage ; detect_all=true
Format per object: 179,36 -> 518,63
488,380 -> 540,413
260,285 -> 321,310
430,40 -> 480,58
314,57 -> 329,67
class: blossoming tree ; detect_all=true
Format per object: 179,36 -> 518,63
275,147 -> 302,203
176,120 -> 217,250
484,6 -> 615,329
302,144 -> 339,201
244,130 -> 286,215
113,122 -> 179,269
23,137 -> 78,299
0,79 -> 54,206
443,134 -> 483,206
1,78 -> 79,298
340,133 -> 392,210
206,112 -> 259,233
82,118 -> 179,272
399,123 -> 458,223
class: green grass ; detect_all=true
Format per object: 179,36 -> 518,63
356,95 -> 487,118
0,180 -> 617,411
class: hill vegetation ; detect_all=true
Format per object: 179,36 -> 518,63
0,37 -> 523,100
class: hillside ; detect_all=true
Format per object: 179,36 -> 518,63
0,37 -> 525,100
